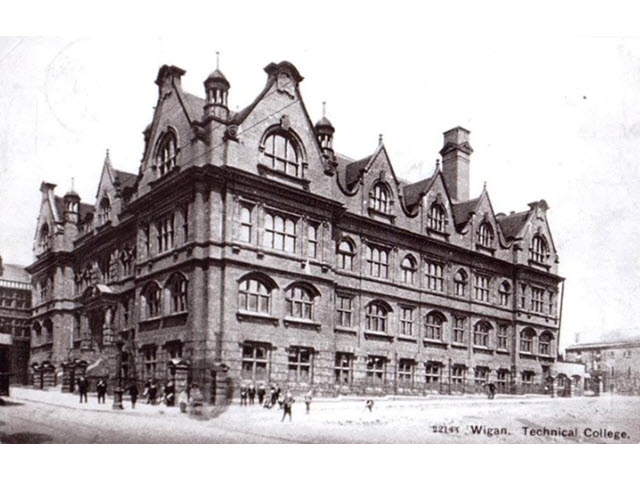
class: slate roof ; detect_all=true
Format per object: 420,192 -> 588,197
344,156 -> 371,188
54,196 -> 95,222
451,196 -> 481,227
496,210 -> 529,240
403,176 -> 436,209
566,330 -> 640,350
183,92 -> 206,122
0,263 -> 30,284
113,169 -> 137,191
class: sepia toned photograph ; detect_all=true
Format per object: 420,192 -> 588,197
1,5 -> 639,451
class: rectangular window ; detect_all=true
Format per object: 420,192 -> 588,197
400,307 -> 414,336
452,365 -> 466,385
366,356 -> 386,387
307,223 -> 319,258
474,274 -> 490,302
241,343 -> 269,382
531,287 -> 544,313
497,324 -> 508,350
548,292 -> 554,316
539,336 -> 550,356
142,225 -> 151,258
288,347 -> 313,383
522,371 -> 534,393
334,352 -> 352,385
157,214 -> 175,253
239,205 -> 252,243
453,318 -> 466,344
165,342 -> 183,360
264,212 -> 296,253
366,245 -> 389,279
496,370 -> 510,393
474,367 -> 489,386
336,295 -> 353,327
182,205 -> 189,243
520,284 -> 527,309
425,262 -> 444,291
398,359 -> 414,387
142,345 -> 157,379
425,362 -> 441,385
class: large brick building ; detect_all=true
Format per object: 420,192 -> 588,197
27,60 -> 582,402
0,255 -> 31,385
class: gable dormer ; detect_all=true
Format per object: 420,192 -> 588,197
421,172 -> 455,240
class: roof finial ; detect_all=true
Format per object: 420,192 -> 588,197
378,133 -> 383,145
105,148 -> 110,161
436,158 -> 441,171
322,101 -> 326,117
71,177 -> 75,191
483,180 -> 487,190
216,51 -> 220,70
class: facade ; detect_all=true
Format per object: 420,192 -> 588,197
566,335 -> 640,395
0,256 -> 32,385
27,60 -> 578,402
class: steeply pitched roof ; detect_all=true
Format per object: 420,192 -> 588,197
183,92 -> 206,123
452,196 -> 481,227
113,169 -> 137,192
53,196 -> 95,222
0,263 -> 30,284
496,210 -> 529,240
345,156 -> 371,188
403,175 -> 436,209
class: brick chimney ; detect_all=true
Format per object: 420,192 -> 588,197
439,127 -> 473,203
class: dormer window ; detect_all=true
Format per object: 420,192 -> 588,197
477,222 -> 494,247
262,132 -> 301,177
428,204 -> 446,232
39,223 -> 51,251
98,197 -> 111,226
530,235 -> 549,263
369,183 -> 390,214
156,132 -> 177,176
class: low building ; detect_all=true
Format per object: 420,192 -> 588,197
0,256 -> 32,385
566,333 -> 640,395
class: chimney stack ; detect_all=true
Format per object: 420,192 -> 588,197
439,126 -> 473,203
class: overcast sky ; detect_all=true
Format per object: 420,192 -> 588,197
1,14 -> 639,349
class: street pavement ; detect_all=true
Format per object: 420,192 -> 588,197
1,386 -> 638,443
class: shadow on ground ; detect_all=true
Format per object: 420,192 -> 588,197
0,400 -> 24,407
0,431 -> 53,444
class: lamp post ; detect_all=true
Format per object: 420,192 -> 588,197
112,338 -> 124,410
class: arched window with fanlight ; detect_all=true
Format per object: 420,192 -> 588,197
166,273 -> 188,314
425,311 -> 445,341
156,132 -> 177,176
369,183 -> 390,214
473,321 -> 492,348
401,255 -> 417,284
499,281 -> 511,306
285,285 -> 316,320
477,222 -> 494,247
427,203 -> 446,232
337,238 -> 355,271
454,269 -> 468,296
365,301 -> 390,333
520,327 -> 536,353
539,331 -> 554,356
530,235 -> 549,264
262,132 -> 301,177
238,277 -> 273,314
142,282 -> 162,319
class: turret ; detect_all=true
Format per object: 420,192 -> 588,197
204,52 -> 230,120
63,179 -> 80,224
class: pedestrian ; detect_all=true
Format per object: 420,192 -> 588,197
164,379 -> 175,406
281,391 -> 294,422
143,379 -> 151,404
257,383 -> 266,405
178,389 -> 189,413
365,399 -> 374,412
270,385 -> 277,406
248,383 -> 256,405
275,384 -> 281,403
240,385 -> 248,406
77,376 -> 88,404
96,378 -> 107,404
304,389 -> 313,414
148,379 -> 158,405
488,382 -> 496,400
128,382 -> 139,409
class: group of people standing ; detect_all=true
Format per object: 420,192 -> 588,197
240,383 -> 313,421
76,376 -> 108,404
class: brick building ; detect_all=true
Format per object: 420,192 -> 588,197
0,255 -> 32,385
566,333 -> 640,395
27,60 -> 582,402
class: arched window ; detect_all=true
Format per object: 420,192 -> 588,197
286,285 -> 315,320
39,224 -> 51,250
520,328 -> 535,353
32,322 -> 42,344
427,203 -> 446,232
167,274 -> 188,313
499,281 -> 511,306
473,321 -> 491,347
477,222 -> 494,247
43,318 -> 53,344
539,331 -> 553,356
401,255 -> 417,284
366,245 -> 389,279
143,283 -> 161,319
98,197 -> 111,225
454,269 -> 467,296
238,278 -> 271,314
530,235 -> 549,264
425,312 -> 445,341
262,132 -> 301,177
369,183 -> 390,214
365,302 -> 390,333
156,133 -> 177,176
337,239 -> 355,270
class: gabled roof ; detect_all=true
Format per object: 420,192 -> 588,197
451,196 -> 481,228
0,263 -> 30,284
403,175 -> 436,209
345,156 -> 372,188
53,196 -> 95,222
496,210 -> 529,240
113,169 -> 137,192
182,92 -> 206,123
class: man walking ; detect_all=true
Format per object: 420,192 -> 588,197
128,382 -> 139,409
257,384 -> 266,405
281,391 -> 294,422
78,376 -> 88,404
96,378 -> 107,404
248,383 -> 256,405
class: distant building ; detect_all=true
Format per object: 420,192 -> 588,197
566,332 -> 640,395
27,59 -> 584,402
0,255 -> 31,385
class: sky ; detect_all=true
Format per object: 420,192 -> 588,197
1,6 -> 640,350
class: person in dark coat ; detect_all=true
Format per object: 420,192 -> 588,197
77,376 -> 88,403
487,382 -> 496,400
365,399 -> 374,412
257,384 -> 266,405
128,382 -> 139,409
281,391 -> 294,422
96,378 -> 107,404
164,380 -> 175,406
248,383 -> 256,405
148,379 -> 158,405
240,386 -> 248,406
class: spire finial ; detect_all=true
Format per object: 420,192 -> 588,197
216,51 -> 220,70
378,133 -> 383,145
436,158 -> 441,171
483,180 -> 487,190
71,177 -> 75,191
106,148 -> 110,160
322,101 -> 326,117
